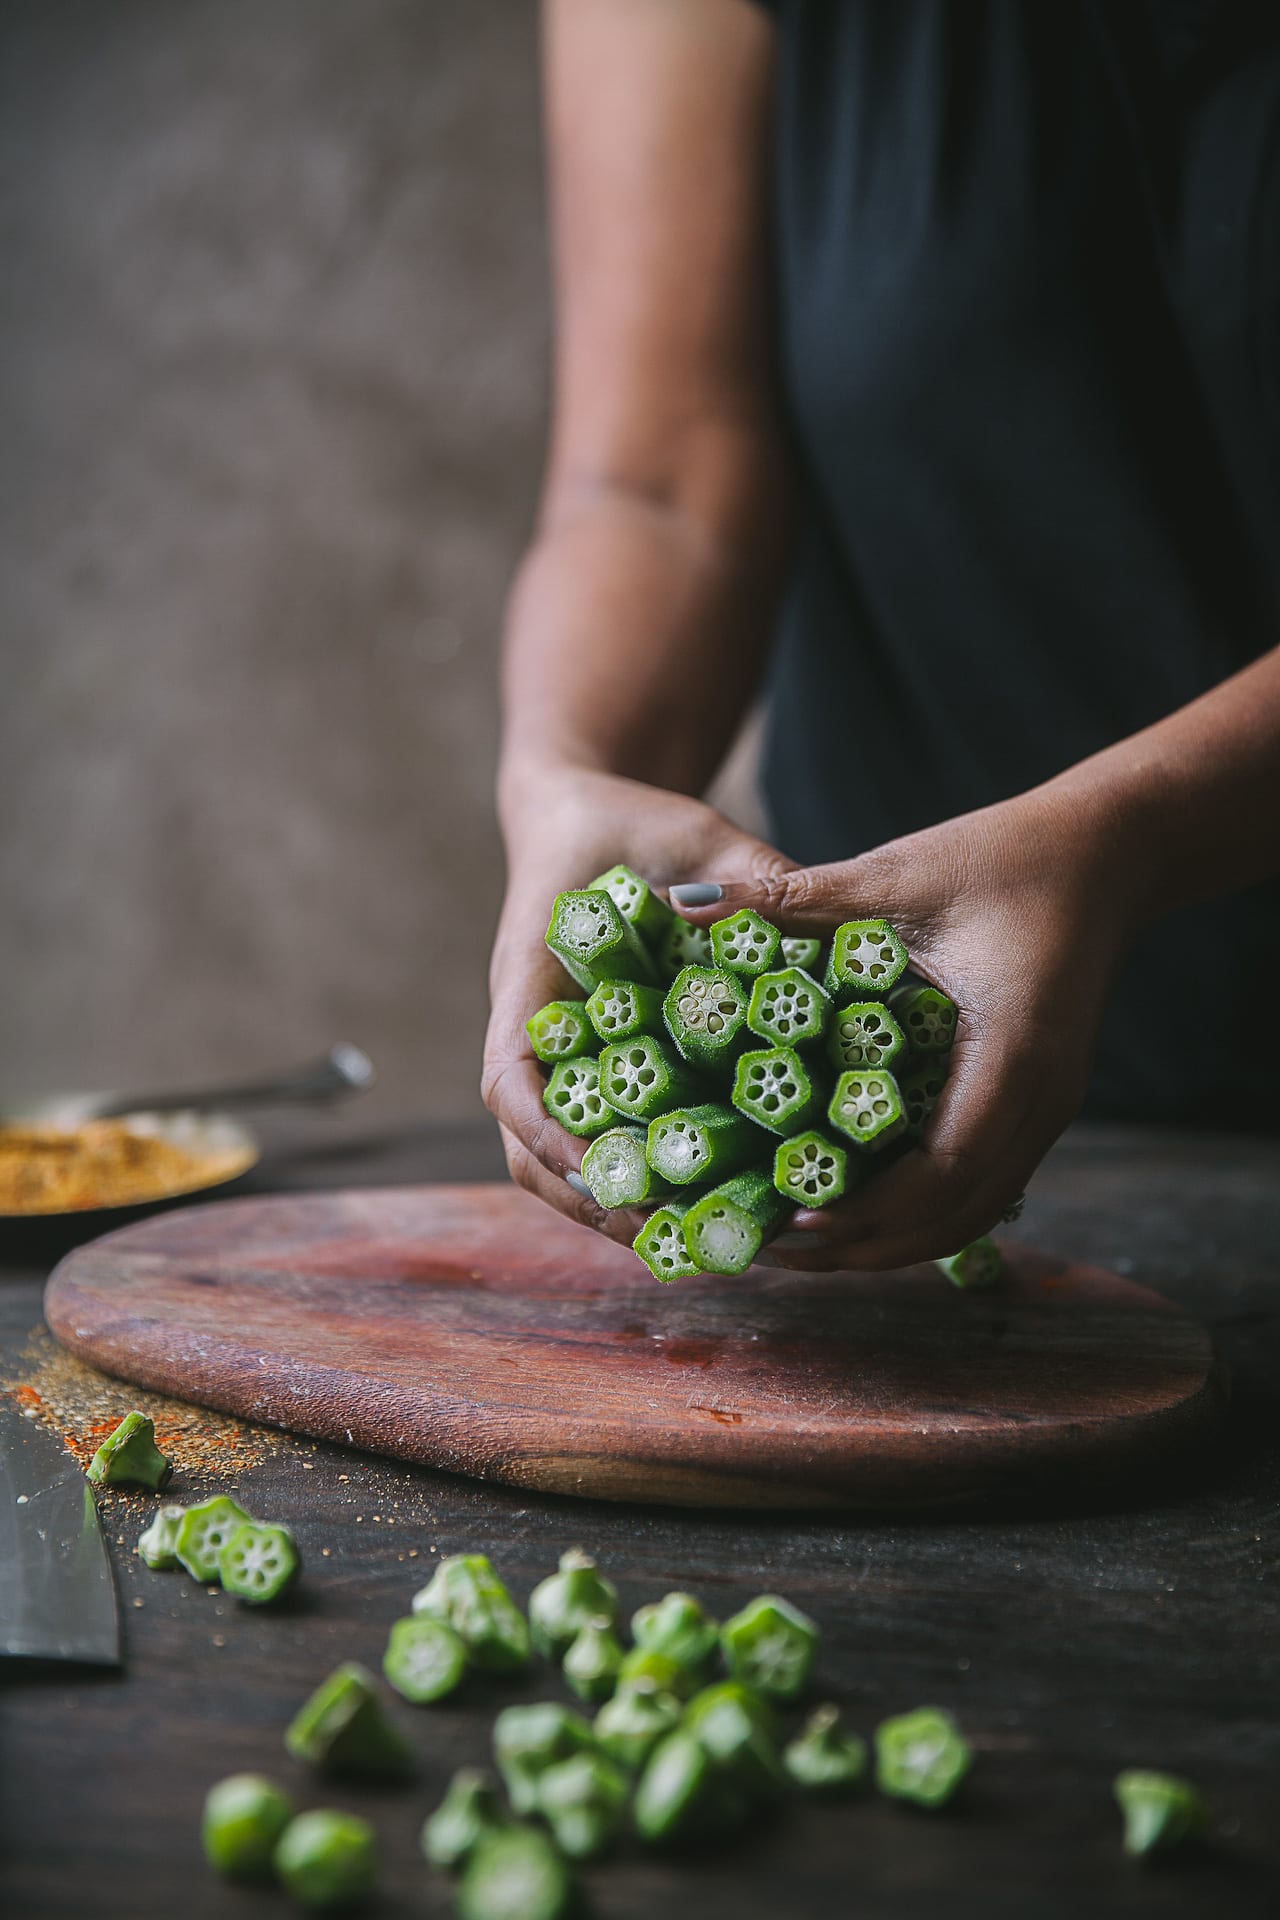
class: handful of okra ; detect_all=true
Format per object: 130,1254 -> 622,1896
529,864 -> 1002,1286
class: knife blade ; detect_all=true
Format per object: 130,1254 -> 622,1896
0,1393 -> 120,1665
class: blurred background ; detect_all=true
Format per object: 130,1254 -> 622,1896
0,0 -> 759,1134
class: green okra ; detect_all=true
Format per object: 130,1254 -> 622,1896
720,1596 -> 818,1704
889,981 -> 958,1052
631,1592 -> 719,1677
528,1548 -> 619,1660
421,1768 -> 508,1872
746,967 -> 831,1049
874,1706 -> 972,1808
658,915 -> 714,974
541,1057 -> 613,1139
826,1000 -> 906,1072
580,1126 -> 671,1209
662,965 -> 749,1067
284,1662 -> 413,1781
683,1172 -> 790,1276
825,918 -> 909,999
633,1196 -> 702,1283
900,1059 -> 948,1139
136,1502 -> 187,1570
731,1046 -> 824,1137
633,1730 -> 744,1846
545,889 -> 657,992
588,862 -> 678,950
382,1615 -> 468,1703
458,1825 -> 574,1920
784,1705 -> 868,1793
646,1103 -> 758,1187
683,1681 -> 786,1808
562,1617 -> 625,1703
935,1237 -> 1004,1291
772,1131 -> 851,1208
492,1701 -> 599,1816
86,1410 -> 172,1490
1113,1770 -> 1208,1858
827,1068 -> 906,1150
525,1000 -> 593,1064
175,1496 -> 253,1582
202,1773 -> 295,1880
617,1645 -> 700,1701
596,1034 -> 702,1122
535,1749 -> 629,1861
218,1520 -> 300,1606
780,935 -> 823,973
593,1678 -> 684,1772
273,1809 -> 377,1911
412,1553 -> 530,1673
585,978 -> 666,1045
710,909 -> 782,979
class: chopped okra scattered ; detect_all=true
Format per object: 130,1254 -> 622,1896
874,1706 -> 972,1808
273,1808 -> 377,1911
1114,1769 -> 1208,1858
528,1548 -> 619,1659
203,1773 -> 295,1879
86,1410 -> 172,1490
284,1662 -> 413,1781
421,1768 -> 509,1871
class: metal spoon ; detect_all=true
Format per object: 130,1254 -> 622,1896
2,1043 -> 375,1128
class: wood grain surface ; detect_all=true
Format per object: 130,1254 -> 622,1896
43,1183 -> 1227,1508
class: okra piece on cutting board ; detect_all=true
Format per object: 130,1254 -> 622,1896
546,890 -> 657,992
542,1058 -> 614,1138
746,967 -> 831,1050
581,1126 -> 671,1209
633,1196 -> 702,1282
683,1172 -> 789,1276
732,1046 -> 824,1138
585,979 -> 667,1045
646,1103 -> 760,1186
526,1000 -> 593,1064
597,1035 -> 703,1122
824,918 -> 908,998
710,909 -> 782,979
662,965 -> 749,1067
588,862 -> 679,950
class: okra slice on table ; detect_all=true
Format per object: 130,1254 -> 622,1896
596,1034 -> 701,1122
662,965 -> 749,1067
588,861 -> 678,950
525,1000 -> 593,1065
889,980 -> 958,1052
580,1127 -> 670,1209
746,966 -> 831,1049
634,1730 -> 738,1846
413,1553 -> 530,1673
202,1773 -> 295,1879
562,1617 -> 625,1703
646,1103 -> 758,1187
617,1644 -> 699,1701
633,1196 -> 702,1283
828,1068 -> 906,1150
683,1681 -> 786,1805
658,914 -> 714,974
493,1701 -> 599,1816
421,1768 -> 509,1871
382,1614 -> 468,1704
535,1749 -> 629,1860
285,1662 -> 413,1780
631,1591 -> 720,1677
780,934 -> 824,973
136,1502 -> 187,1570
541,1057 -> 613,1140
1113,1770 -> 1208,1858
710,909 -> 782,979
720,1595 -> 818,1703
784,1705 -> 869,1793
683,1172 -> 789,1276
218,1520 -> 300,1606
273,1808 -> 377,1912
899,1059 -> 948,1140
528,1548 -> 619,1659
584,978 -> 666,1045
86,1410 -> 172,1490
935,1237 -> 1004,1291
825,918 -> 909,998
731,1045 -> 823,1137
594,1678 -> 684,1772
874,1706 -> 972,1808
175,1496 -> 252,1582
545,889 -> 656,992
826,1000 -> 906,1072
458,1825 -> 574,1920
772,1131 -> 851,1208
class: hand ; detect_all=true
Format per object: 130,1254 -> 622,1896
482,765 -> 793,1242
669,787 -> 1142,1271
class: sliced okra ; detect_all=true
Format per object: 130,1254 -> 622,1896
412,1553 -> 530,1673
457,1825 -> 574,1920
772,1130 -> 851,1208
86,1410 -> 172,1490
746,967 -> 831,1049
784,1705 -> 868,1793
492,1701 -> 598,1816
935,1237 -> 1004,1291
541,1057 -> 613,1139
581,1126 -> 671,1209
710,909 -> 782,979
382,1614 -> 468,1703
719,1596 -> 818,1704
633,1197 -> 702,1283
588,862 -> 678,950
528,1548 -> 619,1660
175,1495 -> 252,1583
421,1768 -> 508,1872
731,1045 -> 823,1137
899,1060 -> 948,1140
584,978 -> 667,1045
525,1000 -> 593,1064
137,1502 -> 187,1570
825,918 -> 909,998
202,1773 -> 295,1880
646,1103 -> 758,1187
596,1034 -> 701,1122
683,1172 -> 790,1276
889,981 -> 958,1052
562,1617 -> 625,1703
780,935 -> 823,973
535,1749 -> 629,1860
683,1681 -> 786,1807
827,1068 -> 906,1150
657,915 -> 714,975
273,1808 -> 378,1910
218,1520 -> 300,1606
826,999 -> 906,1072
662,964 -> 749,1067
284,1662 -> 414,1780
545,889 -> 657,993
617,1645 -> 699,1701
633,1730 -> 739,1846
631,1592 -> 719,1677
594,1678 -> 684,1772
874,1706 -> 971,1808
1114,1769 -> 1208,1858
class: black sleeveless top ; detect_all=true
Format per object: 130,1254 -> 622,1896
755,1 -> 1280,1126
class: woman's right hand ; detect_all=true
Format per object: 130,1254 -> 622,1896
482,764 -> 792,1242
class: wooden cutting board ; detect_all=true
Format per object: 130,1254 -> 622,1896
44,1183 -> 1227,1509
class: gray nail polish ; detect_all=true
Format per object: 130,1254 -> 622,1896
565,1171 -> 591,1198
669,882 -> 723,907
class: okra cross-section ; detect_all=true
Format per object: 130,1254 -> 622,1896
890,982 -> 958,1052
542,1058 -> 613,1138
780,935 -> 823,973
526,1000 -> 593,1064
597,1035 -> 701,1122
662,965 -> 748,1066
935,1237 -> 1004,1290
581,1126 -> 671,1209
585,979 -> 666,1045
825,918 -> 908,998
746,967 -> 831,1049
545,889 -> 657,992
827,1068 -> 906,1149
683,1172 -> 789,1275
900,1060 -> 948,1139
646,1104 -> 759,1186
657,915 -> 714,974
588,862 -> 678,949
732,1046 -> 823,1137
827,1000 -> 906,1072
633,1196 -> 701,1282
710,909 -> 782,979
772,1131 -> 850,1208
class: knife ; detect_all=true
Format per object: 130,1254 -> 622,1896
0,1393 -> 121,1665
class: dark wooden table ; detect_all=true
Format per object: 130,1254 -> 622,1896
2,1117 -> 1277,1919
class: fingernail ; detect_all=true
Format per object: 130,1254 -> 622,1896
669,883 -> 723,907
565,1171 -> 591,1198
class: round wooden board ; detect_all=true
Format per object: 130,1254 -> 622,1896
44,1183 -> 1228,1509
